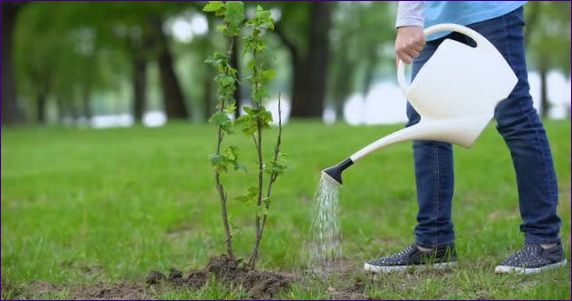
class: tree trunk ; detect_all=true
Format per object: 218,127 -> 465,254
539,64 -> 549,119
69,101 -> 80,126
151,17 -> 189,121
55,97 -> 64,124
331,50 -> 353,121
132,55 -> 147,123
2,3 -> 24,125
231,36 -> 241,119
35,92 -> 47,124
82,85 -> 92,122
361,50 -> 378,96
289,3 -> 332,119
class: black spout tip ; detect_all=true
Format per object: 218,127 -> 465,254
322,158 -> 354,186
323,166 -> 343,185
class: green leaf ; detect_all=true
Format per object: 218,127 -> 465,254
209,111 -> 231,126
246,58 -> 256,71
203,1 -> 224,12
266,152 -> 288,175
234,113 -> 250,125
259,108 -> 273,124
222,145 -> 238,162
234,185 -> 258,203
262,70 -> 276,82
235,114 -> 257,136
216,24 -> 228,33
247,185 -> 258,195
224,1 -> 245,34
224,102 -> 237,115
219,75 -> 235,87
242,106 -> 254,115
234,195 -> 249,203
253,5 -> 275,30
209,153 -> 228,173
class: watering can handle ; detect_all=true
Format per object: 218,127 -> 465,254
397,23 -> 488,97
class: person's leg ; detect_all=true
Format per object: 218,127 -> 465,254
364,40 -> 459,273
407,40 -> 455,247
465,7 -> 564,274
468,7 -> 561,245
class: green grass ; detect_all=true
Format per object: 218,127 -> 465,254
2,121 -> 570,299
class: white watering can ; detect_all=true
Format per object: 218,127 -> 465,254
323,23 -> 518,185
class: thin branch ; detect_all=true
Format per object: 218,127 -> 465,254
249,94 -> 283,268
247,45 -> 266,268
213,37 -> 236,260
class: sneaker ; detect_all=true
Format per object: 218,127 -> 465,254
494,242 -> 568,275
364,243 -> 457,273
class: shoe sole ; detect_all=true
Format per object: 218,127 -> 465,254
364,261 -> 457,273
494,259 -> 568,275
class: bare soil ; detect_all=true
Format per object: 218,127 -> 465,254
4,281 -> 151,300
70,283 -> 148,300
4,258 -> 380,300
146,255 -> 291,299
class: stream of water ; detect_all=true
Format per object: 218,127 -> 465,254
308,173 -> 343,275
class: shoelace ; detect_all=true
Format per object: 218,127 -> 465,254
392,245 -> 416,258
508,244 -> 541,262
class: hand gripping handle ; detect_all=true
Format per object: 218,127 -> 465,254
397,23 -> 489,97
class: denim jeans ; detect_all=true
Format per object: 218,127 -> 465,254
407,7 -> 561,247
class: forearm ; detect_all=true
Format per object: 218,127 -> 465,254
395,1 -> 425,28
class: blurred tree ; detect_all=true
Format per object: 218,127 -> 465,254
15,13 -> 57,124
274,2 -> 332,119
192,20 -> 217,121
15,3 -> 130,124
128,35 -> 150,123
2,2 -> 27,125
96,2 -> 192,122
148,14 -> 189,120
328,2 -> 394,121
525,2 -> 570,118
13,2 -> 196,125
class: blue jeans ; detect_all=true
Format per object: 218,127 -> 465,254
407,7 -> 561,247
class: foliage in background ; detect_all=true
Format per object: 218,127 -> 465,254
328,2 -> 395,120
204,1 -> 286,269
3,2 -> 570,126
524,1 -> 571,118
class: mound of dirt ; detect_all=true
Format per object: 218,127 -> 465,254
74,283 -> 146,300
147,255 -> 290,299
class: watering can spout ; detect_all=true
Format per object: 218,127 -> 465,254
321,114 -> 490,185
348,114 -> 492,163
322,158 -> 353,186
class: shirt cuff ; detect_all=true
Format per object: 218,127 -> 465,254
395,1 -> 425,28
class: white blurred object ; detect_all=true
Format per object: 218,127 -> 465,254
351,23 -> 517,162
143,111 -> 167,127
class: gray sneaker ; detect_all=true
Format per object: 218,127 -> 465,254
495,242 -> 568,274
364,243 -> 457,273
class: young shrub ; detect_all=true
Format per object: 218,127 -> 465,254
204,1 -> 286,269
204,0 -> 245,260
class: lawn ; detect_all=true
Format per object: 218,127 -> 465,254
1,120 -> 570,299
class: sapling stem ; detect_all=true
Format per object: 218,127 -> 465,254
213,38 -> 236,261
249,94 -> 283,268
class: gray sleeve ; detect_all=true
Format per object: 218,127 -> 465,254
395,1 -> 425,28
